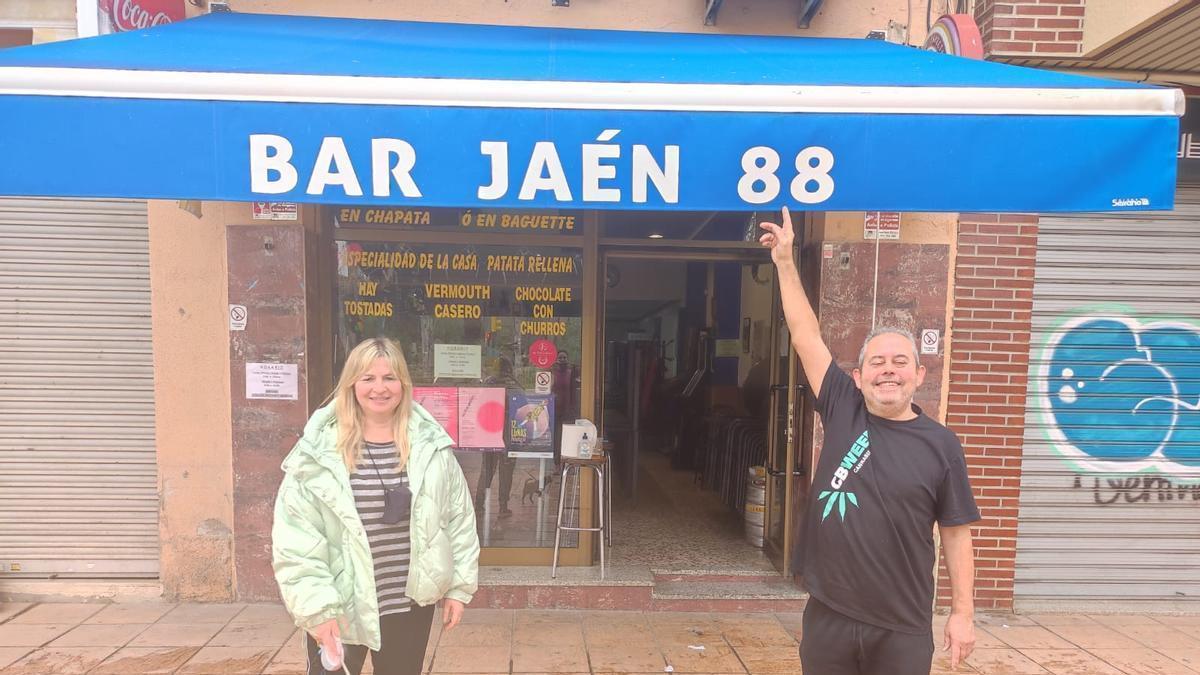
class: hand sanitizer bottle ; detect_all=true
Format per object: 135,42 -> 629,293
578,433 -> 593,459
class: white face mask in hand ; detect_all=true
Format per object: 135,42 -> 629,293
319,636 -> 347,673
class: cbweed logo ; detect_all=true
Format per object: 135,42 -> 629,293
819,430 -> 870,522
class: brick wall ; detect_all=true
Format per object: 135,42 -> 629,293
976,0 -> 1086,59
939,214 -> 1038,612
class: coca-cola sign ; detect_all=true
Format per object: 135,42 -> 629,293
99,0 -> 185,33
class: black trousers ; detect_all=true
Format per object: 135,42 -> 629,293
800,597 -> 934,675
474,452 -> 515,510
305,603 -> 436,675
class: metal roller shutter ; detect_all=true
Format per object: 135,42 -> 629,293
1014,189 -> 1200,611
0,198 -> 158,578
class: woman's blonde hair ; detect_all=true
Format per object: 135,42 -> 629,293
330,337 -> 413,471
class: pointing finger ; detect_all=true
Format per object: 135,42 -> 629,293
758,221 -> 783,236
781,206 -> 793,232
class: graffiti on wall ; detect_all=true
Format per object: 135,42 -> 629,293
1075,474 -> 1200,506
1040,313 -> 1200,481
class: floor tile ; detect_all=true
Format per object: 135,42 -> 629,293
970,626 -> 1011,649
661,643 -> 747,673
48,623 -> 147,648
773,612 -> 803,634
587,643 -> 667,672
438,622 -> 511,647
459,609 -> 514,626
584,623 -> 659,647
515,609 -> 582,624
511,641 -> 590,672
207,620 -> 297,648
0,623 -> 73,647
1156,648 -> 1200,671
1,646 -> 116,674
263,630 -> 307,674
128,622 -> 224,648
931,647 -> 980,673
429,644 -> 512,673
85,603 -> 176,625
975,613 -> 1041,628
1088,614 -> 1168,627
176,645 -> 276,674
1111,623 -> 1200,650
964,648 -> 1050,674
733,645 -> 802,674
160,603 -> 246,624
581,609 -> 651,627
1017,648 -> 1126,675
1155,616 -> 1200,627
262,664 -> 306,675
0,647 -> 32,669
721,623 -> 797,648
989,625 -> 1078,650
1046,624 -> 1145,649
0,604 -> 32,624
1027,614 -> 1101,628
7,603 -> 104,625
1087,647 -> 1198,675
512,621 -> 583,646
89,647 -> 201,674
229,603 -> 293,624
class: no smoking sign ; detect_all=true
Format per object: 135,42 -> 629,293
920,329 -> 939,355
229,304 -> 247,331
535,370 -> 552,394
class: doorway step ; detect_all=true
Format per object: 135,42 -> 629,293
650,569 -> 808,612
469,566 -> 807,612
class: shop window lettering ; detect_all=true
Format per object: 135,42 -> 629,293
1075,474 -> 1200,506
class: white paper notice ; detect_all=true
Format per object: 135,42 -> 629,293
433,344 -> 482,379
246,362 -> 299,400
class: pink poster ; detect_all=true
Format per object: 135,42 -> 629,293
412,387 -> 458,446
456,387 -> 506,449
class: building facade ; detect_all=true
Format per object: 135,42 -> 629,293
1,0 -> 1192,615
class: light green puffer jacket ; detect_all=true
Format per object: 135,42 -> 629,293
271,401 -> 479,651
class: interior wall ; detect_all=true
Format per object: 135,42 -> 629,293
739,264 -> 776,385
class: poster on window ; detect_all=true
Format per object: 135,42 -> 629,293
412,386 -> 458,446
506,392 -> 555,458
456,387 -> 506,448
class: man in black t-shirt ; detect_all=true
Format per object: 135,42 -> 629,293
760,207 -> 980,674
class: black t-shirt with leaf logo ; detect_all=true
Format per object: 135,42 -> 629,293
793,363 -> 980,634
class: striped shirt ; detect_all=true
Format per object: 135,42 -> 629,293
350,441 -> 412,615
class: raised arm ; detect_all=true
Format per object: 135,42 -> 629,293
759,206 -> 833,398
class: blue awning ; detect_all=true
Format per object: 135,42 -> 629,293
0,12 -> 1183,212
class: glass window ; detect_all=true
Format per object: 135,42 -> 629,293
334,240 -> 583,548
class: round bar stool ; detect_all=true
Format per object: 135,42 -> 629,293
551,453 -> 608,579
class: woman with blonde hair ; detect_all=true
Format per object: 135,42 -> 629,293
272,337 -> 479,675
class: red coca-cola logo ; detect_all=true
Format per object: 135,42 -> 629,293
100,0 -> 185,33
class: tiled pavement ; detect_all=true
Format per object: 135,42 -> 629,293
1,602 -> 1199,674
